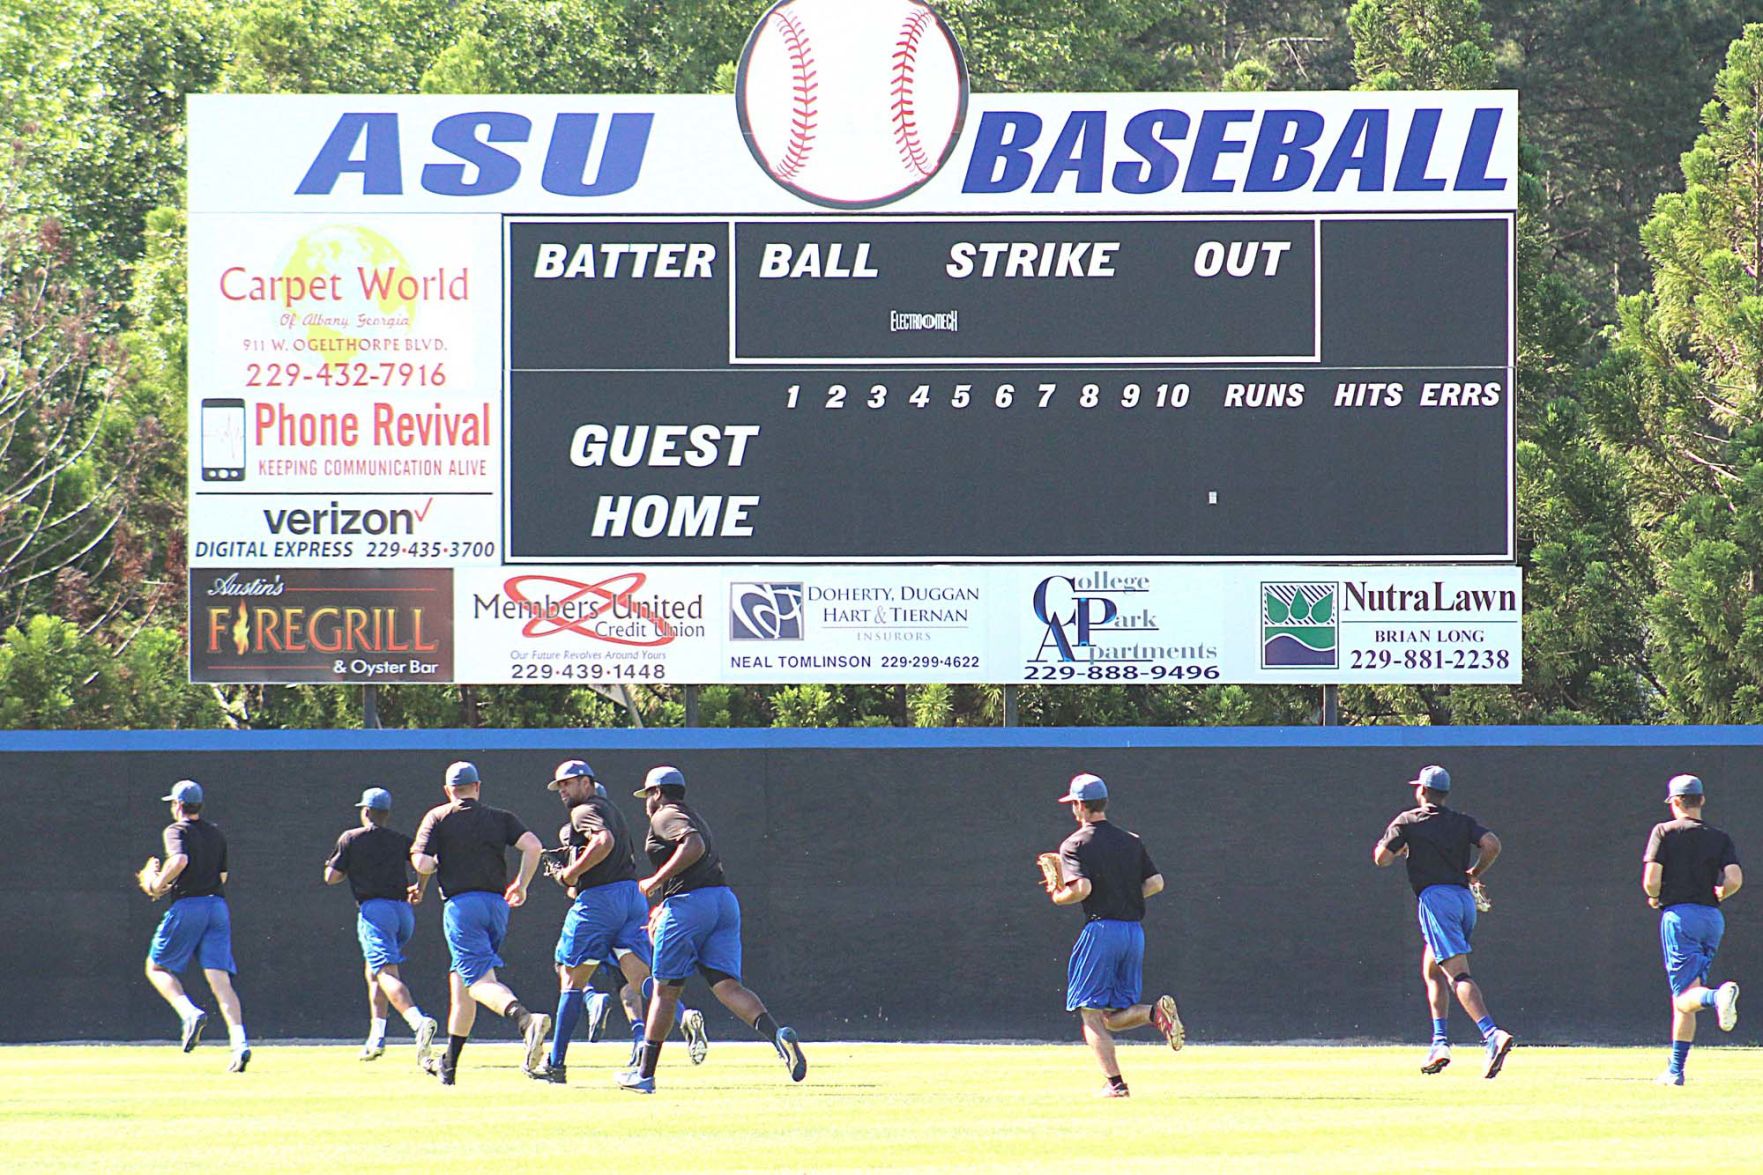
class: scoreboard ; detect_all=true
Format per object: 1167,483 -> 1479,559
186,89 -> 1521,686
506,213 -> 1510,562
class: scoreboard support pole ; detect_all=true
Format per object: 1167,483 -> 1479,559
684,685 -> 700,728
1321,684 -> 1339,727
1003,685 -> 1019,728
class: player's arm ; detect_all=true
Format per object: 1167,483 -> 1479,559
561,830 -> 614,885
1469,831 -> 1501,878
1141,873 -> 1165,899
504,831 -> 543,906
1716,863 -> 1743,901
150,854 -> 189,899
1641,861 -> 1664,907
1050,876 -> 1091,905
640,832 -> 704,897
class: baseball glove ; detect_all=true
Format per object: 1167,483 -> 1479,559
136,857 -> 161,899
1036,852 -> 1062,895
539,847 -> 572,883
1470,879 -> 1492,913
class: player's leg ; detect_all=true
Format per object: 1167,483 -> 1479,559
455,893 -> 551,1074
544,961 -> 596,1079
1422,886 -> 1510,1076
619,894 -> 695,1091
1659,907 -> 1731,1083
1420,944 -> 1452,1073
145,900 -> 209,1049
615,950 -> 655,1065
1066,921 -> 1129,1094
361,962 -> 388,1058
1079,1008 -> 1129,1097
374,964 -> 436,1063
194,898 -> 250,1071
701,888 -> 802,1080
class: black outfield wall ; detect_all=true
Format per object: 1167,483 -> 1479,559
1,727 -> 1758,1045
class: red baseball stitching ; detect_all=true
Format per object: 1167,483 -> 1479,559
891,7 -> 935,178
772,9 -> 817,181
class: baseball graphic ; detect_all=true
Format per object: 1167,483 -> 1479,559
737,0 -> 968,208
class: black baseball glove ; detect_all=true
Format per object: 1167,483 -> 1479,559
540,847 -> 572,884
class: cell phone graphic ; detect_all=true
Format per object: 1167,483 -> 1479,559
200,398 -> 247,482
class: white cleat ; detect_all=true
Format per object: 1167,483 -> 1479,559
1656,1068 -> 1685,1086
414,1016 -> 439,1066
1715,982 -> 1740,1032
680,1008 -> 709,1065
359,1040 -> 385,1061
1420,1043 -> 1451,1074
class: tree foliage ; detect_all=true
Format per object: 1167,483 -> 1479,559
3,1 -> 1763,727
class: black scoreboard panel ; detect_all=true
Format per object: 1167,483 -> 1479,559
504,215 -> 1511,562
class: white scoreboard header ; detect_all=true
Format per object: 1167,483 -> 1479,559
190,91 -> 1518,216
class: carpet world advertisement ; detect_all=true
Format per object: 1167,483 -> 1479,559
190,569 -> 454,683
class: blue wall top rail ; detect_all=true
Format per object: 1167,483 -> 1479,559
2,726 -> 1761,753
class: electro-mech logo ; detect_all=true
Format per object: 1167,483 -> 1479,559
731,582 -> 805,641
1262,582 -> 1337,668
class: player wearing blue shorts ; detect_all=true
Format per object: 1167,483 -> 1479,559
616,765 -> 804,1093
323,787 -> 438,1065
138,779 -> 252,1072
1044,774 -> 1182,1099
1643,774 -> 1742,1085
1374,765 -> 1514,1078
533,760 -> 705,1081
411,761 -> 550,1086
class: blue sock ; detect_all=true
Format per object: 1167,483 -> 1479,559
1699,988 -> 1720,1009
1670,1040 -> 1692,1075
1431,1018 -> 1450,1045
1475,1015 -> 1497,1042
630,1017 -> 645,1046
551,989 -> 585,1067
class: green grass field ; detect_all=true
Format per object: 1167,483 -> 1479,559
4,1041 -> 1759,1171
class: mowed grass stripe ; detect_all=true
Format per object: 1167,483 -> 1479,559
2,1044 -> 1758,1171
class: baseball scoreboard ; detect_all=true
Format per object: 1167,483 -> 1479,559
187,3 -> 1521,687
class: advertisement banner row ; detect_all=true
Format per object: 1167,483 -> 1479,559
188,564 -> 1521,686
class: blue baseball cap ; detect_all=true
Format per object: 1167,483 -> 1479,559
1058,773 -> 1108,804
635,765 -> 686,796
1409,765 -> 1451,793
445,761 -> 480,787
161,780 -> 204,805
358,788 -> 392,811
1667,774 -> 1704,800
548,759 -> 596,791
594,781 -> 608,798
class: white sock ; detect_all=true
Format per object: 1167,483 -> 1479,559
228,1023 -> 248,1049
369,1017 -> 388,1044
401,1006 -> 428,1031
173,995 -> 202,1021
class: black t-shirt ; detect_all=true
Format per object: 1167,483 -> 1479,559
1645,818 -> 1740,909
163,819 -> 227,900
1380,804 -> 1491,895
645,801 -> 727,898
1058,820 -> 1159,922
559,796 -> 640,890
412,798 -> 529,900
326,824 -> 414,903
